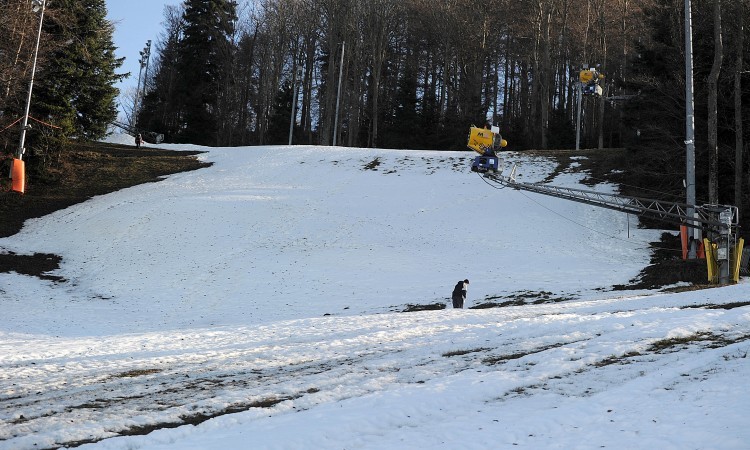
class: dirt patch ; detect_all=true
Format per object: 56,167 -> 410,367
612,232 -> 708,290
647,332 -> 750,353
442,347 -> 491,357
0,251 -> 64,282
483,342 -> 568,365
363,157 -> 382,171
0,141 -> 210,280
699,301 -> 750,310
61,394 -> 299,449
470,290 -> 577,310
402,302 -> 446,312
112,368 -> 163,378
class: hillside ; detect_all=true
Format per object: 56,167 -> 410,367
0,142 -> 704,290
0,138 -> 748,449
0,142 -> 209,280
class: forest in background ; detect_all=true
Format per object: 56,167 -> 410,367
136,0 -> 749,218
134,0 -> 651,151
0,0 -> 749,219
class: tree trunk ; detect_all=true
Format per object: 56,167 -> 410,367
596,0 -> 607,149
708,0 -> 723,205
734,2 -> 744,217
520,62 -> 530,144
598,85 -> 606,149
302,35 -> 316,143
3,3 -> 31,102
530,6 -> 541,148
540,2 -> 552,149
502,34 -> 510,130
369,15 -> 388,148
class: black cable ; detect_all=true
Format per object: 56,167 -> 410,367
516,189 -> 682,253
477,170 -> 682,253
477,172 -> 506,189
584,173 -> 710,206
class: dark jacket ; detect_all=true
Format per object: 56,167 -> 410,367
452,281 -> 465,300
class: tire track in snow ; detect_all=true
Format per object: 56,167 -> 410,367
1,313 -> 511,448
4,301 -> 747,449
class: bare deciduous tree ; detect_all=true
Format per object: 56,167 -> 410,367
708,0 -> 723,205
733,0 -> 744,216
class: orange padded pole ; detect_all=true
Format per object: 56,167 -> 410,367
11,158 -> 25,194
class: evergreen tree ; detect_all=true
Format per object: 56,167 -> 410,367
621,0 -> 691,198
34,0 -> 124,141
137,4 -> 184,142
173,0 -> 237,146
266,80 -> 294,145
387,58 -> 421,149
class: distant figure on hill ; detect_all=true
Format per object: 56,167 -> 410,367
452,279 -> 469,308
135,133 -> 143,148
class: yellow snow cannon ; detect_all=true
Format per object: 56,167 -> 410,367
467,125 -> 507,156
468,125 -> 507,173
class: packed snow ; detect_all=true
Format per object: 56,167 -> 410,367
1,134 -> 748,450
